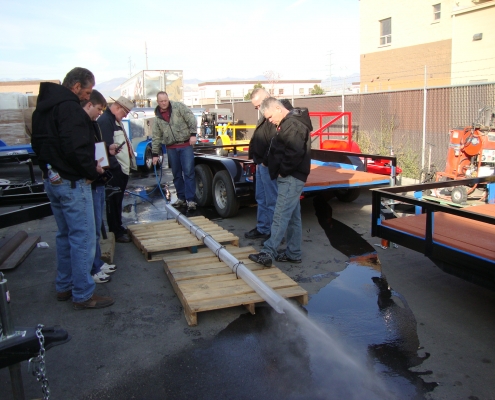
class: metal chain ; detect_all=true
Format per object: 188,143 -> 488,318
30,324 -> 50,400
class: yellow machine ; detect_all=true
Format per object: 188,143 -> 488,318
198,109 -> 255,156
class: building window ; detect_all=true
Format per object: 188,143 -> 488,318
308,88 -> 312,94
433,4 -> 441,20
278,89 -> 284,95
226,90 -> 231,96
380,18 -> 391,45
269,89 -> 274,95
299,88 -> 304,94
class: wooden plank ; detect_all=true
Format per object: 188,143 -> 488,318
165,252 -> 254,269
162,244 -> 244,262
188,286 -> 308,313
0,236 -> 40,270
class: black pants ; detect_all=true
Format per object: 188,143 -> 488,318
106,166 -> 128,238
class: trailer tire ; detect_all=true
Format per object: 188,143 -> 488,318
195,164 -> 213,206
212,170 -> 239,218
141,145 -> 162,173
215,139 -> 228,157
335,188 -> 361,202
451,186 -> 468,204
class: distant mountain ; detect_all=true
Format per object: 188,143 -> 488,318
320,73 -> 360,90
184,78 -> 203,84
94,77 -> 127,99
186,75 -> 270,83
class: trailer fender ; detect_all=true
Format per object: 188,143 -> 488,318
134,140 -> 150,166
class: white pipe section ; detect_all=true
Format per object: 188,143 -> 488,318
164,204 -> 286,314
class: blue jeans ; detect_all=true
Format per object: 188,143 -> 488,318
91,185 -> 105,275
262,175 -> 305,260
255,164 -> 278,235
167,145 -> 196,202
44,178 -> 96,303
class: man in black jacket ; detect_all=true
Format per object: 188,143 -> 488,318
82,89 -> 120,284
249,97 -> 312,267
31,67 -> 114,310
245,88 -> 278,240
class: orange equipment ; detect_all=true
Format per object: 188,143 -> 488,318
435,107 -> 495,204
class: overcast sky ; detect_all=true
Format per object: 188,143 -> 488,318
0,0 -> 360,84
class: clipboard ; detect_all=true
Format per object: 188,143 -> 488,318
95,142 -> 110,169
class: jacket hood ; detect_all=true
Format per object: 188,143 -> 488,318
36,82 -> 79,112
286,107 -> 313,132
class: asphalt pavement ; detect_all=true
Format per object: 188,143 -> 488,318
1,162 -> 494,400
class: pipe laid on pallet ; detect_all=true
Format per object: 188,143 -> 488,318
164,205 -> 285,314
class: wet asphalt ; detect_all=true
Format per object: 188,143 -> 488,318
1,161 -> 495,400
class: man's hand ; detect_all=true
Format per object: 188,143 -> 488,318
189,136 -> 197,146
152,156 -> 159,166
96,157 -> 104,175
109,143 -> 120,156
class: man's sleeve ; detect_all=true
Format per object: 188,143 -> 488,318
57,103 -> 98,180
97,114 -> 121,170
279,121 -> 308,177
151,119 -> 162,156
97,115 -> 114,145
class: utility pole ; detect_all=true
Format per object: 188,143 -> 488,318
327,51 -> 333,93
145,42 -> 148,70
128,57 -> 132,77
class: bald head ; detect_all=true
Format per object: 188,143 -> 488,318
250,88 -> 270,110
260,97 -> 289,126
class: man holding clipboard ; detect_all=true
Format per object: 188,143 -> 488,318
82,90 -> 121,282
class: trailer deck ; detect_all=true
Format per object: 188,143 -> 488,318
371,177 -> 495,290
304,162 -> 390,191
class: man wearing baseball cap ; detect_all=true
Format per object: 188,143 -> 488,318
97,96 -> 137,243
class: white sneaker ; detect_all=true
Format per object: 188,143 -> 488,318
92,271 -> 111,284
187,201 -> 197,211
172,199 -> 186,208
100,263 -> 117,274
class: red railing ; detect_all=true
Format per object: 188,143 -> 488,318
309,112 -> 352,150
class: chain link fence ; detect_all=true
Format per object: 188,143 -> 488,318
201,82 -> 495,179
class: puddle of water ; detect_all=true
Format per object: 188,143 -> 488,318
306,263 -> 436,398
309,194 -> 437,396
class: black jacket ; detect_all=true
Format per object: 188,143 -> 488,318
248,99 -> 294,165
31,82 -> 98,181
248,116 -> 277,165
268,108 -> 313,182
97,108 -> 123,170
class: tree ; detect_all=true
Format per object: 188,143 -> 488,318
244,82 -> 265,100
311,84 -> 325,95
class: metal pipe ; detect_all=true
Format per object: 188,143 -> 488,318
165,205 -> 285,313
0,272 -> 15,337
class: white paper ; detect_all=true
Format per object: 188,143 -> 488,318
95,142 -> 109,168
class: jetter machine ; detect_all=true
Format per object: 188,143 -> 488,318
435,106 -> 495,204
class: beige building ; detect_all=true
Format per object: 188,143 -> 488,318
0,80 -> 60,96
360,0 -> 495,91
196,80 -> 322,105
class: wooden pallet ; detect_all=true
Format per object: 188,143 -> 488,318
127,216 -> 239,261
163,245 -> 308,326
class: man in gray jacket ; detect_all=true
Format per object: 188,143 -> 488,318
152,91 -> 197,211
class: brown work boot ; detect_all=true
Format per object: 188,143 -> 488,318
56,290 -> 72,301
73,294 -> 115,310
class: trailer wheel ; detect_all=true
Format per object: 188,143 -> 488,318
141,145 -> 163,173
451,186 -> 468,204
212,170 -> 239,218
195,164 -> 213,206
215,139 -> 228,157
335,188 -> 361,202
